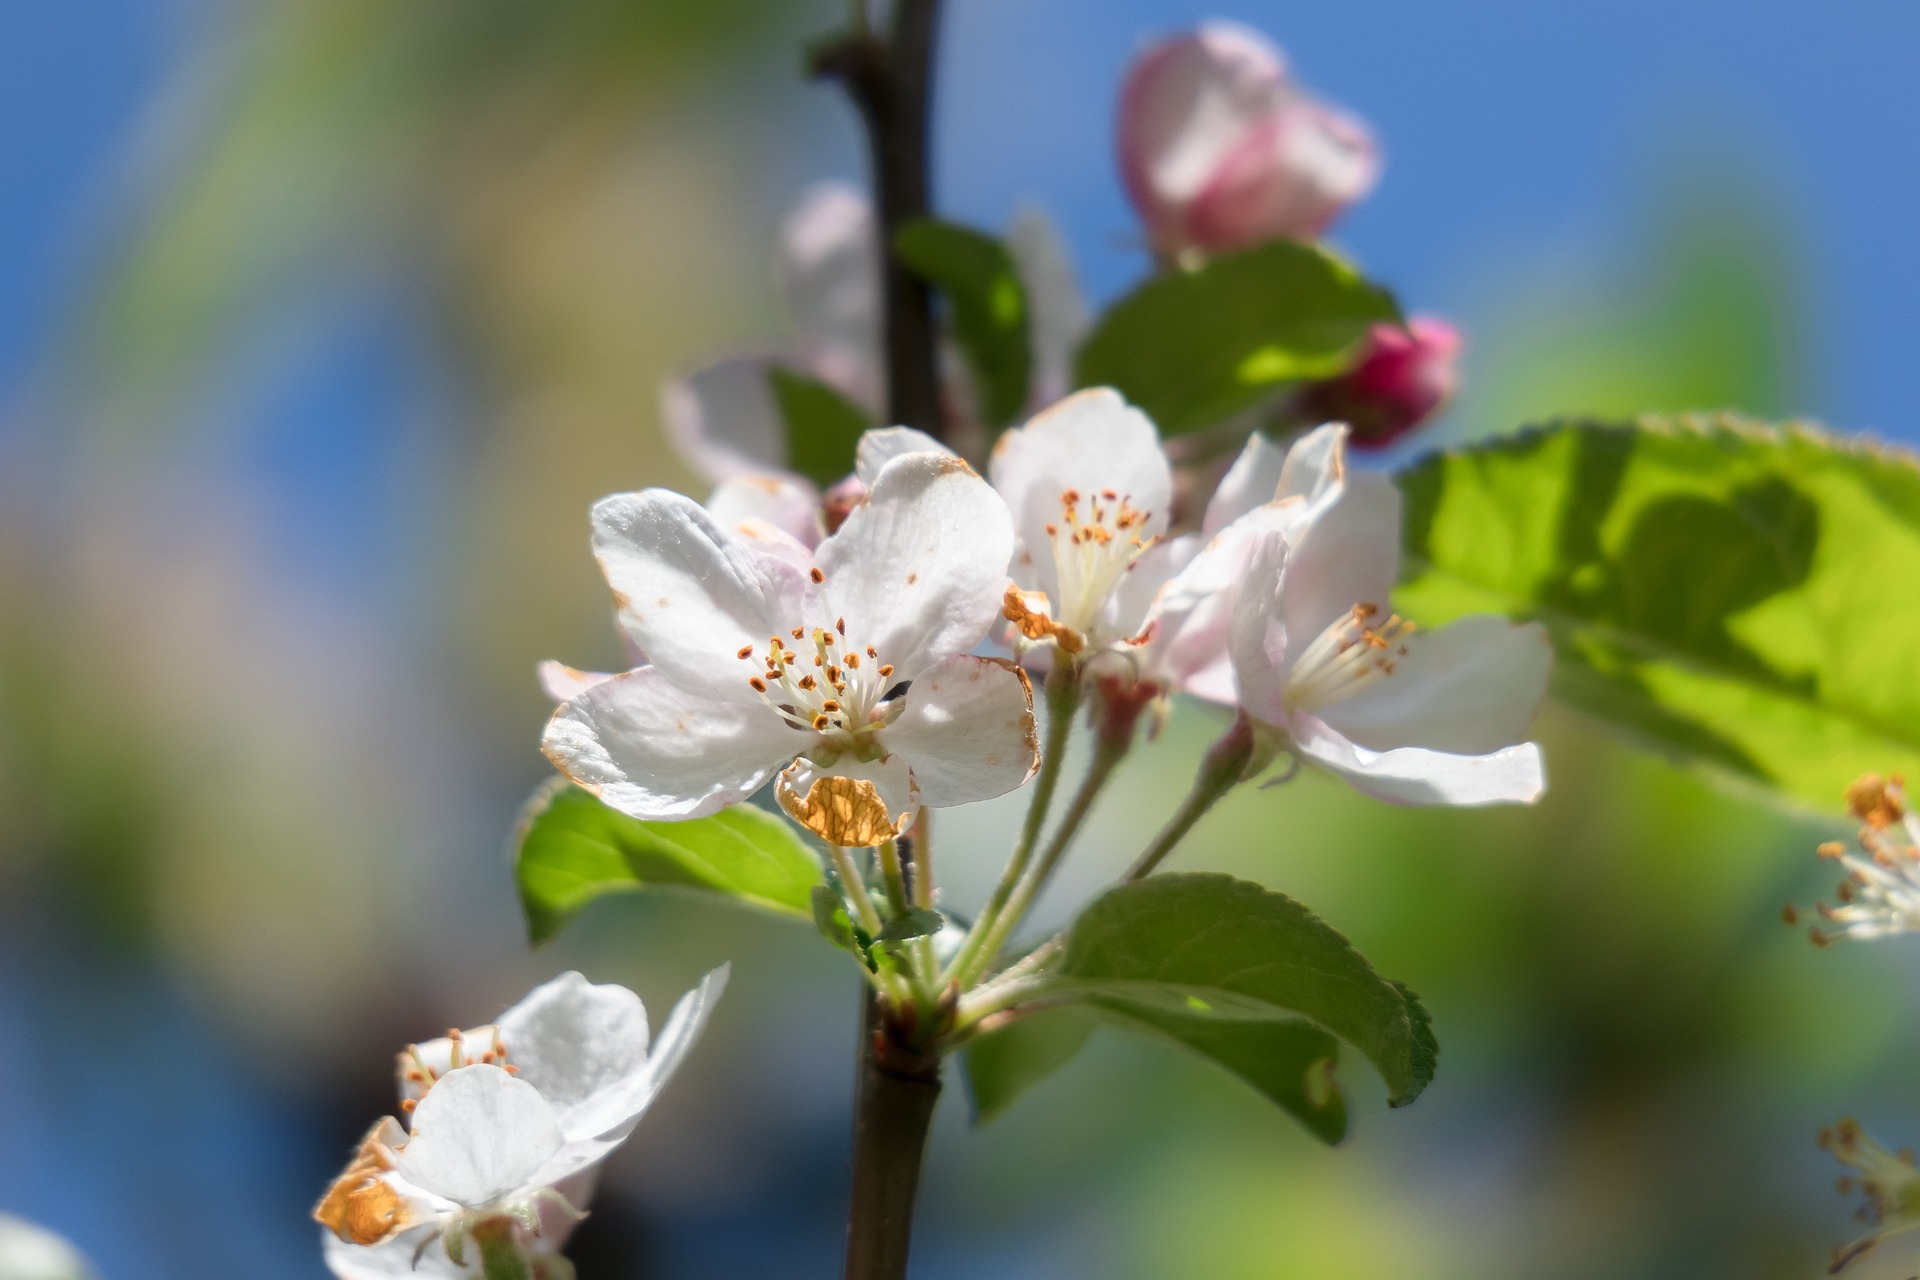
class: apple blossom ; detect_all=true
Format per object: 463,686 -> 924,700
1225,460 -> 1551,806
542,451 -> 1038,845
1819,1118 -> 1920,1272
1292,317 -> 1464,450
1788,774 -> 1920,945
0,1215 -> 95,1280
317,968 -> 726,1279
1118,22 -> 1378,257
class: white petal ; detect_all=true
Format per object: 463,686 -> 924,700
1275,423 -> 1349,505
526,965 -> 731,1187
1203,433 -> 1288,536
854,426 -> 953,489
398,1026 -> 502,1104
543,668 -> 795,821
1005,205 -> 1089,406
707,475 -> 823,549
1318,615 -> 1552,754
0,1215 -> 96,1280
816,452 -> 1013,673
1226,530 -> 1293,725
782,183 -> 883,411
1291,714 -> 1546,806
1276,471 -> 1401,660
323,1230 -> 464,1280
497,973 -> 650,1135
395,1066 -> 564,1208
990,389 -> 1173,598
660,356 -> 792,483
1110,532 -> 1197,650
879,655 -> 1039,808
591,489 -> 810,702
776,754 -> 918,847
537,661 -> 615,704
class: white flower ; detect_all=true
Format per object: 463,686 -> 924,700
542,451 -> 1037,845
318,968 -> 727,1278
1225,449 -> 1551,805
1792,774 -> 1920,945
1820,1118 -> 1920,1272
991,389 -> 1176,660
0,1215 -> 96,1280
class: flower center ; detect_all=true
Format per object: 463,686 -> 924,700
400,1027 -> 514,1114
1283,602 -> 1414,715
740,598 -> 901,753
1043,487 -> 1160,637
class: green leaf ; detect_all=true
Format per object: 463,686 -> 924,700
874,907 -> 945,944
1395,415 -> 1920,810
769,367 -> 872,489
893,219 -> 1032,427
991,874 -> 1434,1139
961,1008 -> 1096,1123
1073,241 -> 1399,436
514,780 -> 822,944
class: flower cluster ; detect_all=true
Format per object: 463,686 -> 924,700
1819,1118 -> 1920,1272
543,386 -> 1551,837
1786,774 -> 1920,945
316,969 -> 726,1279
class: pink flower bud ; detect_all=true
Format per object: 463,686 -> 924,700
1293,317 -> 1463,449
1118,23 -> 1379,256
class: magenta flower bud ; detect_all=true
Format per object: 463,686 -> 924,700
1117,23 -> 1379,257
1293,317 -> 1463,449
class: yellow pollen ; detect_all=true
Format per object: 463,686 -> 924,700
736,645 -> 753,660
879,664 -> 894,677
749,677 -> 767,692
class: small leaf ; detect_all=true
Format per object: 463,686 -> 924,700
1395,415 -> 1920,809
769,367 -> 872,489
1006,873 -> 1435,1140
1074,241 -> 1399,436
874,907 -> 945,943
961,1008 -> 1096,1124
893,219 -> 1033,427
514,780 -> 822,945
811,885 -> 856,951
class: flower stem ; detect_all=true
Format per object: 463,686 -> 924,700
832,843 -> 912,1005
473,1219 -> 533,1280
1120,714 -> 1257,881
845,1001 -> 942,1280
946,660 -> 1081,986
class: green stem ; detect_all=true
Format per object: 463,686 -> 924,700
1120,714 -> 1257,882
945,660 -> 1080,985
474,1220 -> 533,1280
877,839 -> 910,916
832,843 -> 911,1005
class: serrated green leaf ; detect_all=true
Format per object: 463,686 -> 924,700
893,219 -> 1033,428
961,1008 -> 1096,1124
1395,415 -> 1920,810
1073,241 -> 1399,436
1015,873 -> 1434,1138
769,367 -> 872,489
514,780 -> 822,944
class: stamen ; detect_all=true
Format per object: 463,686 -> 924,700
810,567 -> 825,584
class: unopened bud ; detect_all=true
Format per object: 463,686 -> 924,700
1117,23 -> 1378,257
1293,317 -> 1463,449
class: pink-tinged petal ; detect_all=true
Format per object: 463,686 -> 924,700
1295,317 -> 1464,450
1276,471 -> 1400,661
537,661 -> 615,705
1275,422 -> 1349,505
1319,615 -> 1552,754
1118,23 -> 1292,252
854,426 -> 953,489
990,388 -> 1172,599
879,655 -> 1039,808
1203,433 -> 1289,536
660,356 -> 791,484
1005,205 -> 1089,407
1291,714 -> 1547,806
707,475 -> 823,549
782,183 -> 884,412
394,1066 -> 563,1208
1189,95 -> 1377,248
591,490 -> 810,702
543,668 -> 795,821
1151,500 -> 1297,694
776,754 -> 917,848
1226,529 -> 1293,724
1111,532 -> 1197,647
816,452 -> 1014,673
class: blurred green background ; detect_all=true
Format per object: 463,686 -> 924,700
2,1 -> 1917,1276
